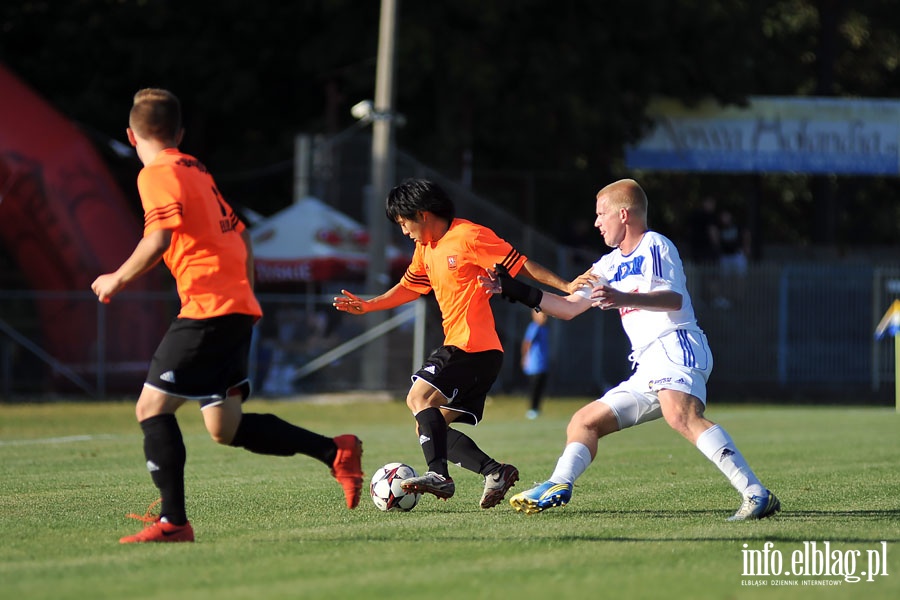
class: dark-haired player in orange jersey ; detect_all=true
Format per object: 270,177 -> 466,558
92,88 -> 362,544
334,178 -> 577,509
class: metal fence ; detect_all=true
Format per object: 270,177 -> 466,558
2,136 -> 897,402
1,261 -> 898,403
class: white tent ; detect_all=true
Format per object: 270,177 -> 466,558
250,197 -> 408,285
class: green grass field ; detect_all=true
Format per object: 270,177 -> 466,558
1,396 -> 898,600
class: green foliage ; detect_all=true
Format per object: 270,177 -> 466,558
1,1 -> 899,244
1,398 -> 898,599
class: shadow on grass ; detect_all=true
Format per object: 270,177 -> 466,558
287,531 -> 900,544
576,508 -> 900,520
274,507 -> 900,545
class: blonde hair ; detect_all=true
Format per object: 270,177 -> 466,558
597,178 -> 648,217
129,88 -> 182,142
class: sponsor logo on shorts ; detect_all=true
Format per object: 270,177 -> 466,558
423,365 -> 436,374
649,376 -> 689,389
418,434 -> 431,445
160,370 -> 176,383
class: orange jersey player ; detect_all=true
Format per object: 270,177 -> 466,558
137,149 -> 260,319
334,178 -> 577,509
91,88 -> 363,544
400,214 -> 525,353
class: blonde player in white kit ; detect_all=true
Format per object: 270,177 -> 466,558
483,178 -> 780,521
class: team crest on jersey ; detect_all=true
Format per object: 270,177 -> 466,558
614,256 -> 644,282
447,255 -> 458,270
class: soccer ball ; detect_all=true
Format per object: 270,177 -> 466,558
370,462 -> 421,511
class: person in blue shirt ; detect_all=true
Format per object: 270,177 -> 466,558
521,310 -> 550,419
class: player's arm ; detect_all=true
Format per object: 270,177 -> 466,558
519,258 -> 587,294
479,265 -> 593,320
91,229 -> 171,303
333,283 -> 421,315
590,287 -> 682,312
534,289 -> 594,320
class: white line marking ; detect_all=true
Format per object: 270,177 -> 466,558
0,434 -> 121,447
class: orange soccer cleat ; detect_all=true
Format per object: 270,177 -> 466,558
331,434 -> 364,509
119,499 -> 194,543
119,519 -> 195,544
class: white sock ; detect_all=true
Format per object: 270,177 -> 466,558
696,424 -> 764,497
549,442 -> 592,485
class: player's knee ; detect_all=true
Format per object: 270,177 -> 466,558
568,403 -> 617,438
209,432 -> 230,445
660,393 -> 705,437
663,412 -> 688,435
202,402 -> 241,445
207,424 -> 235,446
406,393 -> 431,414
135,388 -> 173,422
662,409 -> 703,440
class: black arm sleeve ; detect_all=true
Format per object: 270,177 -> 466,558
494,264 -> 543,310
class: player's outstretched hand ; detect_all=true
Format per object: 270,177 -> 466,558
333,289 -> 369,315
568,267 -> 600,295
486,264 -> 543,309
91,273 -> 121,304
477,267 -> 502,296
590,283 -> 620,310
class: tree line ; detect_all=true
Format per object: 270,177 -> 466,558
1,0 -> 898,253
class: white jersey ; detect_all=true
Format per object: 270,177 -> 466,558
577,231 -> 703,358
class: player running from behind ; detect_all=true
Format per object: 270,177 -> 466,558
334,178 -> 578,509
91,88 -> 363,544
481,178 -> 780,521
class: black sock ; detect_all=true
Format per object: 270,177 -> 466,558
414,407 -> 449,477
230,413 -> 336,466
140,414 -> 187,525
447,428 -> 501,475
529,374 -> 547,412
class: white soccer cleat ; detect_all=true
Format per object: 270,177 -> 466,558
728,489 -> 781,521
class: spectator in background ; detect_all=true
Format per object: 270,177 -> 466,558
688,196 -> 724,308
688,196 -> 721,264
521,310 -> 550,420
716,209 -> 751,307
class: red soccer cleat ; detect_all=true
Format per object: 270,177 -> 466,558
119,498 -> 194,543
331,434 -> 364,509
120,518 -> 194,543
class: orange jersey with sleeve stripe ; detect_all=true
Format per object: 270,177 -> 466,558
399,218 -> 526,352
138,148 -> 262,320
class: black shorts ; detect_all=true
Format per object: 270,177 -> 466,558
145,314 -> 255,408
412,345 -> 503,425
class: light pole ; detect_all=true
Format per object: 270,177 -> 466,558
362,0 -> 399,390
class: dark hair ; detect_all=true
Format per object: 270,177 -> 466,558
385,179 -> 455,223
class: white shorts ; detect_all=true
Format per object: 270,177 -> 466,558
598,329 -> 713,430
